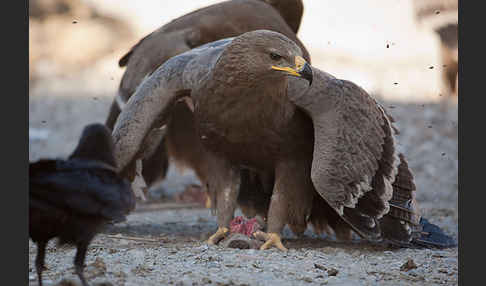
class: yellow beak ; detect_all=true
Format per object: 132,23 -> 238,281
271,56 -> 313,85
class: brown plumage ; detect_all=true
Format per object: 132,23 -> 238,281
30,124 -> 135,286
112,30 -> 455,250
105,0 -> 309,190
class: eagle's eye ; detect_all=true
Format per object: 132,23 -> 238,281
269,52 -> 282,61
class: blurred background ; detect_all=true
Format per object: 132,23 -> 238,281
29,0 -> 458,223
29,0 -> 458,99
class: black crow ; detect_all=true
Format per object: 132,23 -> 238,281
29,123 -> 135,286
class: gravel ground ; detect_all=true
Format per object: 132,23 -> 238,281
28,90 -> 458,286
28,207 -> 458,286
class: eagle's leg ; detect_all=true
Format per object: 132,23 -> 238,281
207,159 -> 240,245
258,160 -> 313,251
255,185 -> 287,251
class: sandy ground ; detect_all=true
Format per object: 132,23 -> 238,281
29,1 -> 458,285
28,208 -> 458,286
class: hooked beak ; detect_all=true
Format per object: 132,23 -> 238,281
271,56 -> 313,86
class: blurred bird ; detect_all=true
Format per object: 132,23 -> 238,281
29,123 -> 136,286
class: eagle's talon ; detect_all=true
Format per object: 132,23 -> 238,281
207,227 -> 229,245
254,231 -> 287,251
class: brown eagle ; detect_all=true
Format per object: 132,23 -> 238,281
112,30 -> 455,250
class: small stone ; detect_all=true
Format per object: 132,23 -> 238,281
386,44 -> 389,48
400,258 -> 418,271
314,263 -> 327,271
435,10 -> 440,14
72,20 -> 78,24
201,277 -> 212,284
302,277 -> 313,283
327,268 -> 339,276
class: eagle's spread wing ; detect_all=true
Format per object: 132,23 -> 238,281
288,69 -> 401,239
112,38 -> 234,172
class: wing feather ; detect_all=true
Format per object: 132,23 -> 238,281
288,68 -> 400,222
112,38 -> 233,172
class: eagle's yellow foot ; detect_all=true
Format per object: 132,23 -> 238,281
207,227 -> 229,245
253,231 -> 288,251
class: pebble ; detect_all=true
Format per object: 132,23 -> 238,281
327,268 -> 339,276
400,259 -> 418,272
302,277 -> 313,283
